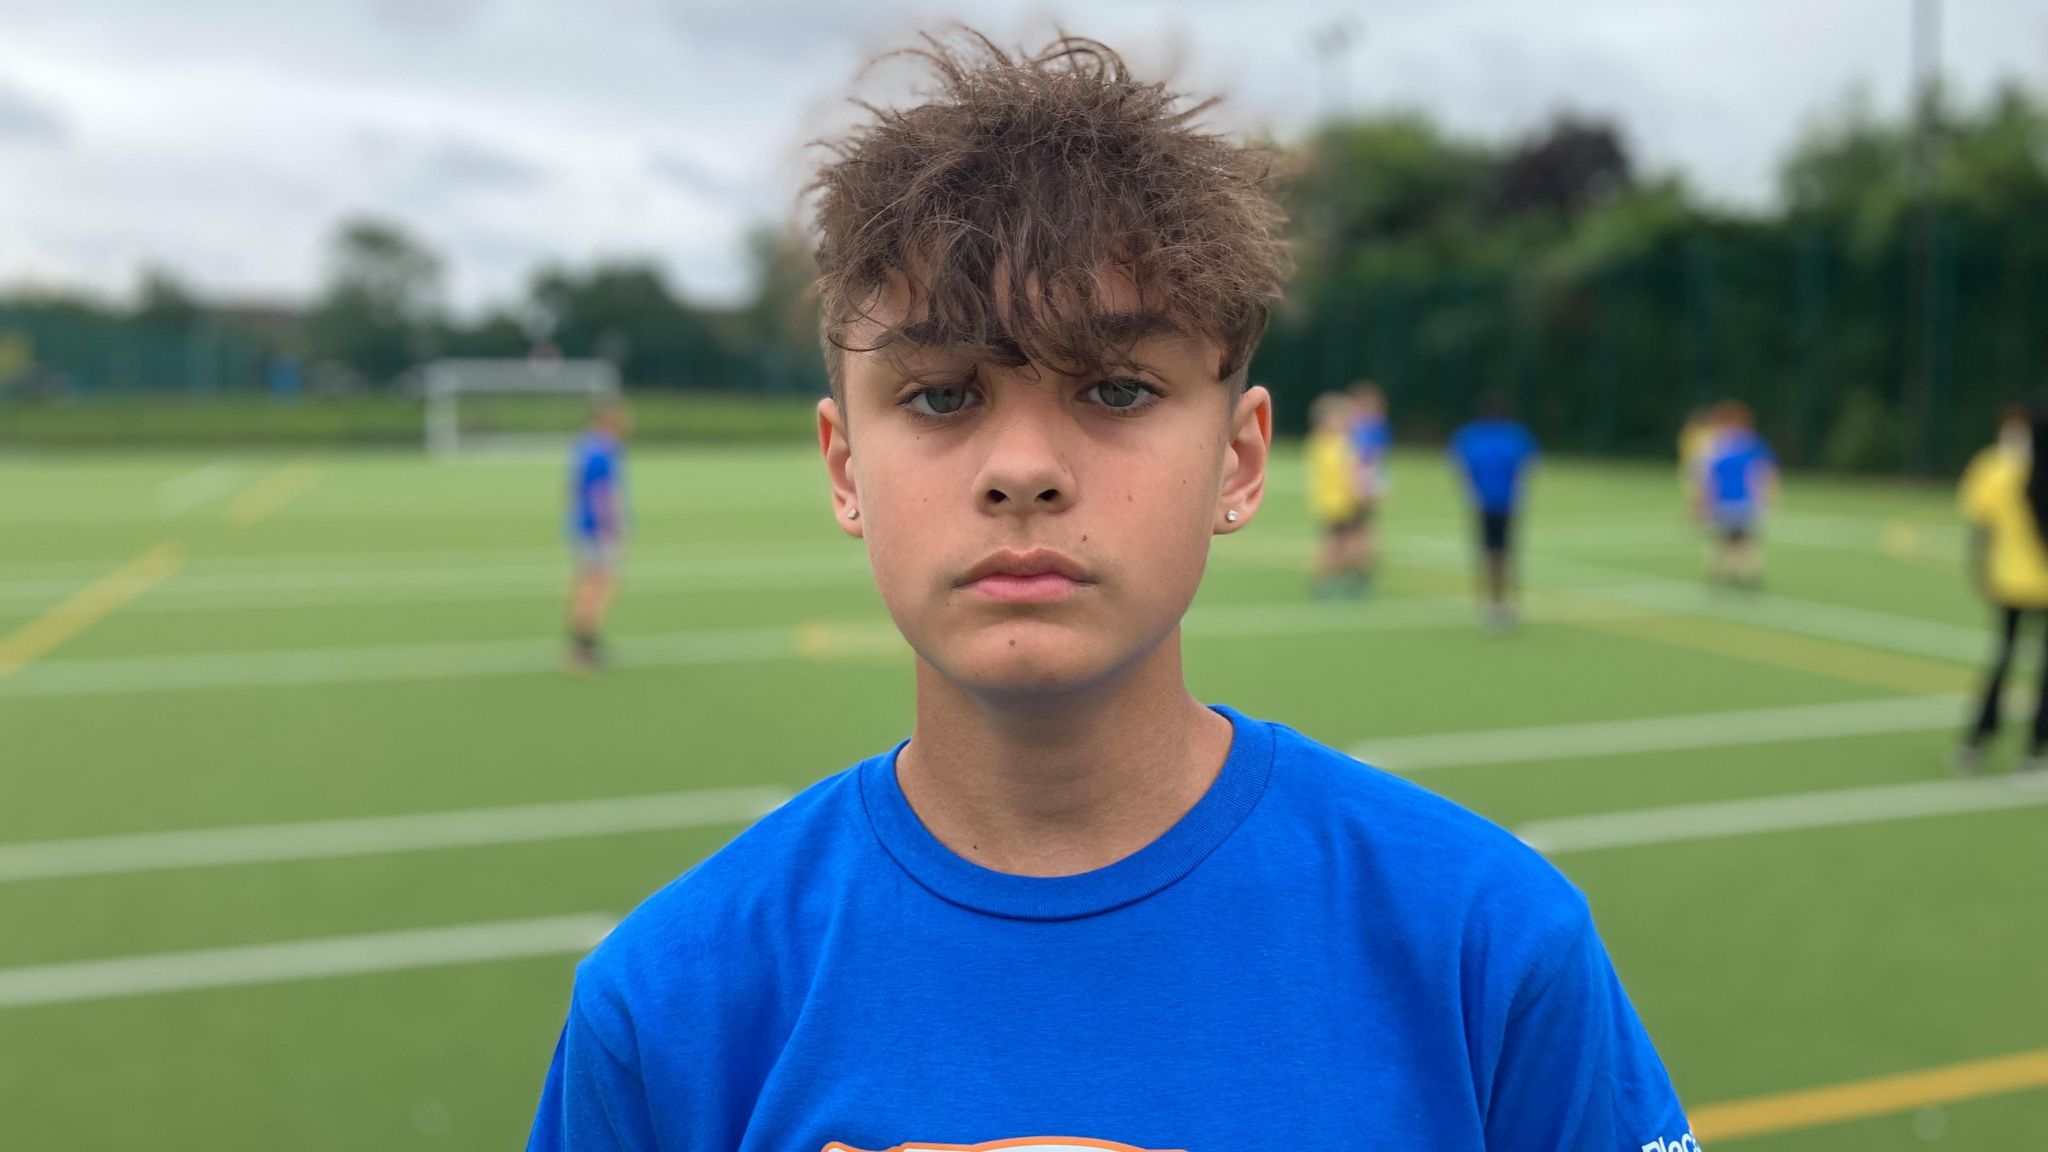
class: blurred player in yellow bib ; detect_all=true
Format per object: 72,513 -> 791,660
1306,391 -> 1368,597
1957,404 -> 2048,774
1677,405 -> 1716,510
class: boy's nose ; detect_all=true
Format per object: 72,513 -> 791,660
976,413 -> 1076,515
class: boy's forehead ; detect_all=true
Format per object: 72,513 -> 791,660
844,265 -> 1217,371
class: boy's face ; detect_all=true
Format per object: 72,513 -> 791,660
818,275 -> 1270,701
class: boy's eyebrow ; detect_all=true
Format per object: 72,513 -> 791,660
891,310 -> 1186,361
895,319 -> 1026,365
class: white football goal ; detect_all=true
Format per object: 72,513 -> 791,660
422,358 -> 621,458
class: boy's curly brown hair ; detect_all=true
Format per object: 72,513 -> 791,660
810,31 -> 1291,392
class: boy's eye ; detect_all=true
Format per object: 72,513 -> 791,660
907,386 -> 980,416
1086,379 -> 1155,411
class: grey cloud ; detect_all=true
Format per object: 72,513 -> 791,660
666,0 -> 895,61
365,0 -> 495,37
648,150 -> 752,204
8,0 -> 2048,310
419,137 -> 545,190
0,77 -> 69,147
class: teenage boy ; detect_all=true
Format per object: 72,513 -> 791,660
1695,401 -> 1778,590
565,397 -> 628,673
1450,392 -> 1539,633
529,34 -> 1687,1152
1348,379 -> 1393,580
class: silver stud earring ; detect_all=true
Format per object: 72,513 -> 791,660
1225,509 -> 1239,523
845,507 -> 860,520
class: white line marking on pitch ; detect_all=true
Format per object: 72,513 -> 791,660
0,544 -> 1356,611
0,628 -> 800,698
1352,695 -> 1969,771
0,915 -> 616,1009
154,461 -> 241,515
0,596 -> 1660,700
1520,776 -> 2048,855
0,551 -> 874,610
0,785 -> 793,884
1557,571 -> 1986,663
1386,534 -> 1987,663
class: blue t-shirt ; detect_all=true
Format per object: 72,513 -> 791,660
1350,412 -> 1393,493
568,432 -> 622,540
1705,430 -> 1775,515
527,708 -> 1690,1152
1451,419 -> 1538,515
1351,412 -> 1392,464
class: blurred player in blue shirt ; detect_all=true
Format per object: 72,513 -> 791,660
1450,392 -> 1538,633
1693,401 -> 1778,591
566,397 -> 628,673
528,34 -> 1687,1152
1347,380 -> 1392,584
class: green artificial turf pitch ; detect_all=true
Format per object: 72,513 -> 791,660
0,445 -> 2041,1149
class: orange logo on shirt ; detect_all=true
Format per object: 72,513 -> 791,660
819,1131 -> 1179,1139
824,1140 -> 1182,1152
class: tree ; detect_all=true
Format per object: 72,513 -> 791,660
134,265 -> 203,330
529,261 -> 741,388
740,225 -> 827,393
1290,115 -> 1495,257
1779,89 -> 1913,251
306,218 -> 445,385
1779,83 -> 2048,245
437,309 -> 532,360
1488,117 -> 1633,223
1935,83 -> 2048,211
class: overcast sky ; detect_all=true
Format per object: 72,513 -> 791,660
1,0 -> 2044,313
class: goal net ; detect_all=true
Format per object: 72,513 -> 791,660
423,359 -> 621,458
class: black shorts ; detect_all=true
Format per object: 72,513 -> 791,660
1479,510 -> 1515,555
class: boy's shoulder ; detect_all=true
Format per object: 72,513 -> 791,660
1255,716 -> 1588,938
572,760 -> 879,1004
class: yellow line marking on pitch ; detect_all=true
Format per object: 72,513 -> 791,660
1694,1047 -> 2048,1142
1547,590 -> 1970,695
1271,555 -> 1960,692
227,460 -> 320,528
1879,518 -> 1961,570
0,542 -> 185,677
793,620 -> 910,664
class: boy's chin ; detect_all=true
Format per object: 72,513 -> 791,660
932,629 -> 1132,700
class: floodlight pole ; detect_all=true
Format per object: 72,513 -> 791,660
1314,20 -> 1356,123
1312,20 -> 1360,392
1905,0 -> 1943,474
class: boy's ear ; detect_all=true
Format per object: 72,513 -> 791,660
818,396 -> 864,538
1215,384 -> 1271,535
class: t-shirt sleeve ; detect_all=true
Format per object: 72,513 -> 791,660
1484,916 -> 1692,1152
527,985 -> 660,1152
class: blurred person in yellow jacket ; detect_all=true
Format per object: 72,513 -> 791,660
1307,391 -> 1369,597
1677,404 -> 1716,510
1957,405 -> 2048,774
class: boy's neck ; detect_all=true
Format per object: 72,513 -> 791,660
894,631 -> 1233,879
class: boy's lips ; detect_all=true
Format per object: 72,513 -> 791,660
957,549 -> 1095,603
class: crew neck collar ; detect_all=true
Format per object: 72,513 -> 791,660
859,705 -> 1274,921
